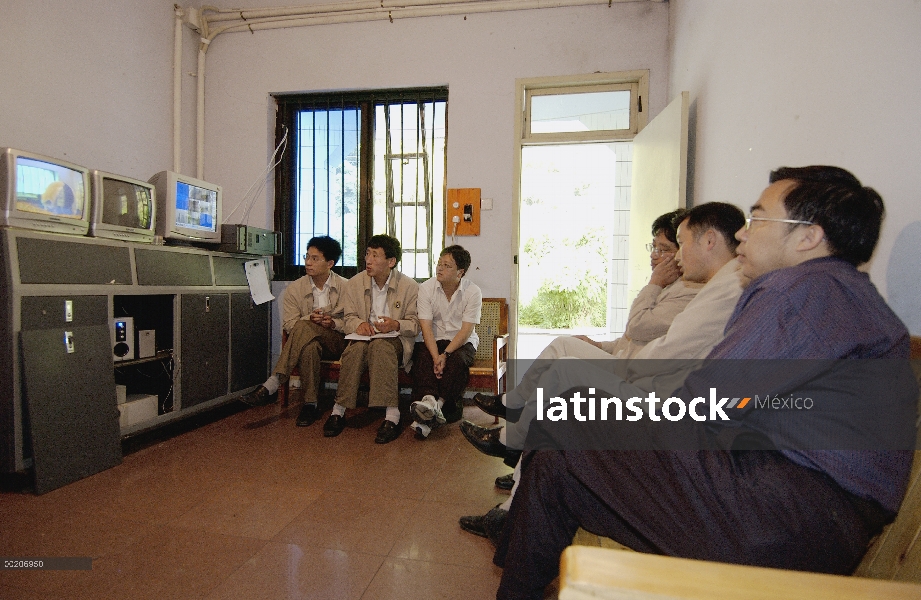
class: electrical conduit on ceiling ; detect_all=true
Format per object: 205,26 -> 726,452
173,0 -> 664,178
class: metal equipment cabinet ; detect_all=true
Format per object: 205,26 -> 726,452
0,229 -> 271,492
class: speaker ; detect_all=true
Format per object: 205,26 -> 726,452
111,317 -> 134,362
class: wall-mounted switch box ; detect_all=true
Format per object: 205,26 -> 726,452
446,188 -> 481,236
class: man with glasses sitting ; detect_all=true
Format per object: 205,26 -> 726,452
240,236 -> 347,429
494,166 -> 916,600
461,210 -> 697,470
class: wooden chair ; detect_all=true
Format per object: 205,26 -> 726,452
278,297 -> 509,406
467,297 -> 509,396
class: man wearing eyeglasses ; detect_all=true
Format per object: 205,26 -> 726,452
459,202 -> 745,541
494,166 -> 916,600
460,209 -> 699,470
240,236 -> 347,429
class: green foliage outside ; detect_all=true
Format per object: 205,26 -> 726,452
519,228 -> 608,329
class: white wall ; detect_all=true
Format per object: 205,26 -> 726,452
0,0 -> 180,179
669,0 -> 921,333
199,2 -> 669,298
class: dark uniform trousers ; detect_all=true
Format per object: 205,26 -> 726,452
494,400 -> 889,600
410,340 -> 476,415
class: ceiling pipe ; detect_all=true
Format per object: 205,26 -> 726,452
204,0 -> 642,38
173,5 -> 184,173
202,0 -> 489,23
188,0 -> 660,182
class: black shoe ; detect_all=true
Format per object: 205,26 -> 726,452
240,386 -> 277,407
459,505 -> 508,547
473,393 -> 505,418
503,448 -> 523,470
296,403 -> 319,427
495,472 -> 514,491
375,420 -> 402,444
442,401 -> 464,424
460,420 -> 507,458
473,393 -> 523,423
323,414 -> 345,437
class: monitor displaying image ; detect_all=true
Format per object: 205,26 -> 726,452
15,156 -> 86,221
101,177 -> 153,230
174,181 -> 217,232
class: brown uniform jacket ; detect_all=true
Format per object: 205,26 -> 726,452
341,269 -> 420,370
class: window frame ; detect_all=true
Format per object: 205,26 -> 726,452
525,82 -> 639,142
272,87 -> 449,281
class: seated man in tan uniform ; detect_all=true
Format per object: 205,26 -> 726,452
240,236 -> 346,428
323,234 -> 420,444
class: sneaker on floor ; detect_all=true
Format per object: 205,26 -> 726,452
412,420 -> 432,440
411,395 -> 445,425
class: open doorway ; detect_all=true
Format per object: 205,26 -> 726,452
511,71 -> 648,366
516,142 -> 633,359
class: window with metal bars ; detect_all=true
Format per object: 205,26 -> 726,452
273,87 -> 448,281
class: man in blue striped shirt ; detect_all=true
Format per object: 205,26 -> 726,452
495,166 -> 917,600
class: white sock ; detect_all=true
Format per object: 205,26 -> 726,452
332,403 -> 346,417
263,375 -> 280,395
385,406 -> 401,424
499,426 -> 507,446
501,393 -> 507,406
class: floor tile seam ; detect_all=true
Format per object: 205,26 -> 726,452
385,548 -> 499,571
162,517 -> 298,542
319,486 -> 428,503
356,551 -> 398,600
380,496 -> 424,556
260,539 -> 392,560
197,538 -> 273,600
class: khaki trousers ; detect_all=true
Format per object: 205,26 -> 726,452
274,320 -> 346,404
334,337 -> 404,408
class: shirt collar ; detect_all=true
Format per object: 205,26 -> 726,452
371,270 -> 393,292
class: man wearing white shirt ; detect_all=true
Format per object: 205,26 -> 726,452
410,245 -> 482,439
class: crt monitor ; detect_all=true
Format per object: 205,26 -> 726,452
89,171 -> 156,243
148,171 -> 221,244
0,147 -> 90,236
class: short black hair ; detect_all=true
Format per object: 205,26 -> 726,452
307,236 -> 342,264
683,202 -> 746,252
367,234 -> 402,263
651,208 -> 688,246
769,166 -> 884,266
441,245 -> 472,276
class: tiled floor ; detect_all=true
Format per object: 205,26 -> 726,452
0,403 -> 517,599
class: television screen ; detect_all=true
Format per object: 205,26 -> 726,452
1,148 -> 91,236
89,171 -> 156,243
148,171 -> 222,243
174,180 -> 216,232
15,156 -> 87,221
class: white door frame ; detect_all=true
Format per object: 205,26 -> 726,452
510,70 -> 649,377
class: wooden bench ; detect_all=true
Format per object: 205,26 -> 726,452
563,335 -> 921,597
278,297 -> 508,405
